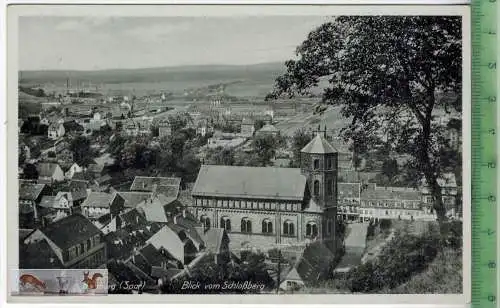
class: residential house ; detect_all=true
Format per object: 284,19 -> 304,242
195,227 -> 230,265
146,225 -> 198,265
256,124 -> 279,137
159,122 -> 172,138
421,172 -> 459,219
65,163 -> 83,179
279,242 -> 335,292
240,118 -> 255,137
81,191 -> 125,221
19,180 -> 48,228
130,176 -> 181,199
337,183 -> 361,222
37,162 -> 65,184
22,214 -> 107,269
48,122 -> 65,140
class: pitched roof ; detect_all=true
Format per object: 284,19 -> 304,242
37,163 -> 61,177
40,214 -> 101,250
130,176 -> 181,196
137,195 -> 177,223
192,165 -> 307,200
19,181 -> 46,200
19,238 -> 63,269
146,226 -> 185,263
116,191 -> 153,208
338,183 -> 361,199
70,188 -> 88,201
293,242 -> 334,286
81,192 -> 117,208
301,134 -> 337,154
39,196 -> 57,208
88,163 -> 105,173
361,185 -> 421,201
139,243 -> 168,267
198,228 -> 227,253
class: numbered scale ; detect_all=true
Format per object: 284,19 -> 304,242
471,0 -> 498,307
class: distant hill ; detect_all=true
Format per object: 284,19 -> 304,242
19,62 -> 287,86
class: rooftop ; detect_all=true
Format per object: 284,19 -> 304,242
192,165 -> 307,200
41,213 -> 101,250
301,134 -> 337,154
19,181 -> 46,201
81,192 -> 117,208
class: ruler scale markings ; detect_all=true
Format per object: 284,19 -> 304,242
471,0 -> 498,307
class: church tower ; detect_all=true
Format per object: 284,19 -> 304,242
300,130 -> 338,250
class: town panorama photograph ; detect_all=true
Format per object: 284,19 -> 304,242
15,13 -> 464,295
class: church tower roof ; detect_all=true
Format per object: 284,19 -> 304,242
300,133 -> 338,154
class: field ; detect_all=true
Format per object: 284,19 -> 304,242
19,62 -> 286,99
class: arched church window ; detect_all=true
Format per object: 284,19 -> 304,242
306,222 -> 318,238
283,220 -> 294,236
313,180 -> 320,195
241,218 -> 252,233
220,216 -> 231,232
313,159 -> 320,170
261,219 -> 273,234
200,215 -> 211,230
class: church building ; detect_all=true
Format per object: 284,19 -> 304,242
189,133 -> 339,252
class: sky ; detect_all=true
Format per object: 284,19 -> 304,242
19,16 -> 333,71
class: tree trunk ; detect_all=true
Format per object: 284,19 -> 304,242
420,118 -> 447,223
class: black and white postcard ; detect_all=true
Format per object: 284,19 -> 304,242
6,4 -> 471,305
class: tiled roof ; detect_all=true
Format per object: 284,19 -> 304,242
258,124 -> 279,132
19,238 -> 63,269
192,165 -> 307,200
19,181 -> 46,200
338,183 -> 361,199
81,192 -> 116,208
88,163 -> 105,174
41,213 -> 101,250
116,191 -> 152,208
137,195 -> 177,223
130,176 -> 181,197
198,228 -> 227,254
146,226 -> 185,263
119,208 -> 148,226
37,163 -> 61,177
361,185 -> 421,201
293,242 -> 334,286
39,195 -> 56,208
139,243 -> 169,267
70,188 -> 88,201
301,134 -> 337,154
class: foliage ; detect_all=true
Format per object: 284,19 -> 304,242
267,16 -> 462,222
289,128 -> 313,168
69,136 -> 95,167
23,163 -> 38,179
254,119 -> 266,131
205,146 -> 235,166
346,229 -> 441,292
251,134 -> 287,166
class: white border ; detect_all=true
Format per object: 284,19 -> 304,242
4,3 -> 471,306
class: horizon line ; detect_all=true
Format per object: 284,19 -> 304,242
18,60 -> 288,73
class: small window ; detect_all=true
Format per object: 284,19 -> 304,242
326,157 -> 332,170
241,218 -> 252,233
313,159 -> 320,170
327,179 -> 333,195
313,180 -> 320,195
261,219 -> 273,234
